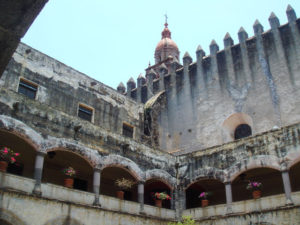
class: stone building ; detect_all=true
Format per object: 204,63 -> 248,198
0,2 -> 300,225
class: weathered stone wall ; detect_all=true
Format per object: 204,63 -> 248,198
177,122 -> 300,185
1,42 -> 144,141
147,14 -> 300,154
0,190 -> 173,225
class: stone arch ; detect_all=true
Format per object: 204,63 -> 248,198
46,145 -> 98,168
285,150 -> 300,170
228,155 -> 280,182
44,216 -> 83,225
101,154 -> 144,181
145,169 -> 176,189
222,112 -> 253,142
187,167 -> 226,188
0,115 -> 42,151
0,208 -> 27,225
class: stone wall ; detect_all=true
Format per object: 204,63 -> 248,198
145,12 -> 300,154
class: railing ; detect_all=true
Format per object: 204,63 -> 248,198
0,172 -> 175,219
183,192 -> 300,219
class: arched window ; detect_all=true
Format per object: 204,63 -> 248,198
234,124 -> 252,140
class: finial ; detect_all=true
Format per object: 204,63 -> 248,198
224,32 -> 233,48
127,77 -> 136,84
286,4 -> 296,22
117,82 -> 126,94
209,40 -> 219,55
183,52 -> 192,65
148,61 -> 151,67
269,12 -> 280,29
238,27 -> 248,43
253,19 -> 264,35
164,13 -> 168,27
196,45 -> 205,59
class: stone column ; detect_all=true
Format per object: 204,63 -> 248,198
93,168 -> 101,206
225,182 -> 233,214
138,181 -> 145,213
281,170 -> 293,205
32,151 -> 46,195
170,189 -> 174,210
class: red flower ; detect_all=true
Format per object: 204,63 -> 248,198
15,153 -> 20,156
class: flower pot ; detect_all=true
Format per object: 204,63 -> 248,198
64,178 -> 74,188
116,191 -> 124,200
0,161 -> 8,172
201,199 -> 209,207
252,190 -> 261,199
155,199 -> 162,208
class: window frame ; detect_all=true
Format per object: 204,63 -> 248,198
122,122 -> 134,138
17,78 -> 38,100
77,103 -> 94,123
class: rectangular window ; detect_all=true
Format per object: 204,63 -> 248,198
78,104 -> 93,122
123,123 -> 134,138
18,78 -> 38,99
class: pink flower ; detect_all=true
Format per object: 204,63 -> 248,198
199,192 -> 205,198
15,153 -> 19,156
3,149 -> 8,154
11,157 -> 16,162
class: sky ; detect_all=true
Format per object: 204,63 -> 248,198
22,0 -> 300,90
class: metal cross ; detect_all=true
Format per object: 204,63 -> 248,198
164,14 -> 168,24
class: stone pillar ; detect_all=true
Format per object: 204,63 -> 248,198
32,151 -> 46,195
138,181 -> 145,213
170,189 -> 174,210
281,170 -> 293,205
225,182 -> 233,214
93,168 -> 101,206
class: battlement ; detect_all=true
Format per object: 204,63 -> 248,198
120,5 -> 300,108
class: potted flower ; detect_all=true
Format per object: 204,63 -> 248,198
115,178 -> 135,200
62,166 -> 76,188
153,192 -> 171,208
198,192 -> 211,207
0,147 -> 20,172
246,181 -> 262,199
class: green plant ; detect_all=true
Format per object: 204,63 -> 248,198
0,147 -> 20,163
168,216 -> 195,225
153,192 -> 171,200
62,166 -> 76,177
246,181 -> 262,190
198,191 -> 212,200
115,178 -> 135,190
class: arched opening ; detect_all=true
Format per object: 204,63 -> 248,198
0,129 -> 36,178
100,166 -> 138,202
234,124 -> 252,140
144,179 -> 172,208
232,168 -> 284,202
222,113 -> 253,142
43,150 -> 94,192
289,161 -> 300,192
185,179 -> 225,209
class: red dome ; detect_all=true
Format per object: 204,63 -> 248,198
155,37 -> 179,52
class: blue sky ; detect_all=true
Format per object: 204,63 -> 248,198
22,0 -> 300,89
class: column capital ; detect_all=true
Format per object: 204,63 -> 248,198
93,168 -> 102,173
138,180 -> 145,185
37,151 -> 47,157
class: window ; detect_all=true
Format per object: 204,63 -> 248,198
123,123 -> 134,138
18,78 -> 38,99
234,124 -> 252,140
78,104 -> 93,122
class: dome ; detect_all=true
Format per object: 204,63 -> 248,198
154,23 -> 180,64
155,37 -> 179,52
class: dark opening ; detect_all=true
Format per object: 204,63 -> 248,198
123,123 -> 134,138
74,178 -> 88,191
234,124 -> 252,140
7,162 -> 23,176
18,79 -> 37,99
78,105 -> 93,122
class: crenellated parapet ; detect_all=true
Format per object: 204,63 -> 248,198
119,5 -> 300,110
